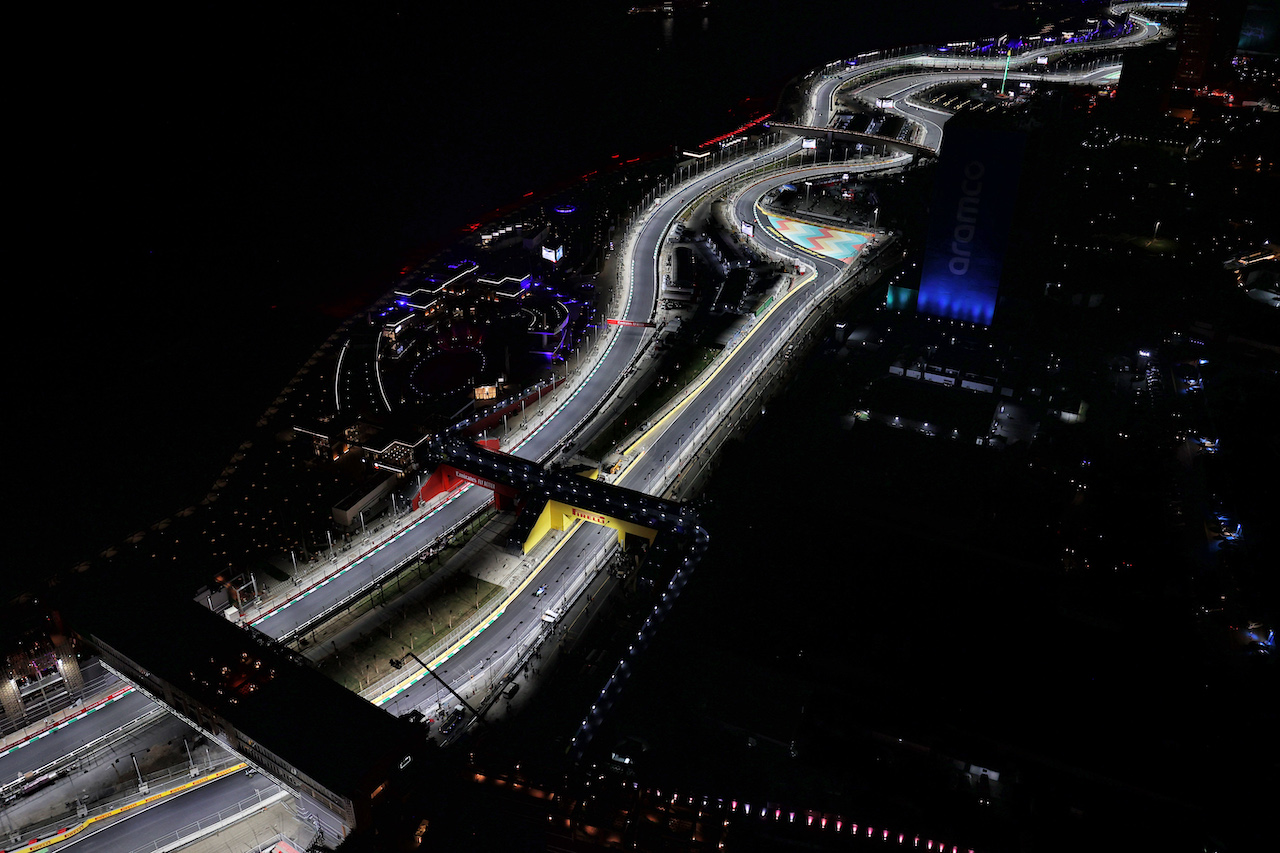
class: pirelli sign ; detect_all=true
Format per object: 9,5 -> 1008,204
570,507 -> 610,526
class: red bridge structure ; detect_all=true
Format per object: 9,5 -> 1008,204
411,438 -> 522,511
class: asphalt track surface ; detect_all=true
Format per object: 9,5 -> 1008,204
243,4 -> 1165,647
0,689 -> 152,782
56,770 -> 279,851
294,0 -> 1172,748
22,8 -> 1171,845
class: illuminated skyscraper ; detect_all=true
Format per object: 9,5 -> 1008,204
916,123 -> 1027,327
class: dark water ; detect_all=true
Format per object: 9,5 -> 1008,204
15,1 -> 1055,586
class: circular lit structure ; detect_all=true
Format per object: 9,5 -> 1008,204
405,324 -> 489,401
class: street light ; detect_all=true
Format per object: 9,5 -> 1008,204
184,738 -> 198,777
131,753 -> 148,794
390,651 -> 484,729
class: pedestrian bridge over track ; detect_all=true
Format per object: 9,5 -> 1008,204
415,436 -> 696,555
766,121 -> 936,159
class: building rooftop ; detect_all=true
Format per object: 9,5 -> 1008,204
57,579 -> 425,805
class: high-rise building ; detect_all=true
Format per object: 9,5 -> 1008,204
916,122 -> 1028,327
1175,0 -> 1249,88
1116,41 -> 1180,118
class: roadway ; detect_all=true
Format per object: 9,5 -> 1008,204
54,770 -> 280,851
214,0 -> 879,653
244,104 -> 833,647
40,5 -> 1173,843
363,2 -> 1170,731
0,689 -> 153,784
240,3 -> 1167,648
854,63 -> 1130,151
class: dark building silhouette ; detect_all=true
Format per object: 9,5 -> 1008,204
1116,41 -> 1180,118
1174,0 -> 1248,89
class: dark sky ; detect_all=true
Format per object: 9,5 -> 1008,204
13,1 -> 1056,592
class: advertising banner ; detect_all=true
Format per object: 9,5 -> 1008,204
918,125 -> 1027,326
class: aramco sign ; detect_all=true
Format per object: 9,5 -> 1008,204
918,125 -> 1027,326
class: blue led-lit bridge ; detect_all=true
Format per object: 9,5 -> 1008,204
765,120 -> 937,159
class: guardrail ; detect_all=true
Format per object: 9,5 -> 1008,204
602,153 -> 894,458
0,670 -> 119,744
656,269 -> 835,499
127,786 -> 294,853
359,574 -> 507,706
456,540 -> 619,730
628,166 -> 905,501
270,502 -> 487,643
1,703 -> 167,800
503,322 -> 633,468
240,832 -> 318,853
811,7 -> 1166,117
364,534 -> 619,716
9,754 -> 244,848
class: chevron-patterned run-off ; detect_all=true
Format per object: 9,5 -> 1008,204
763,214 -> 871,263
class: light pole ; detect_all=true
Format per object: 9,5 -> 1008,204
390,651 -> 484,727
131,753 -> 148,794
